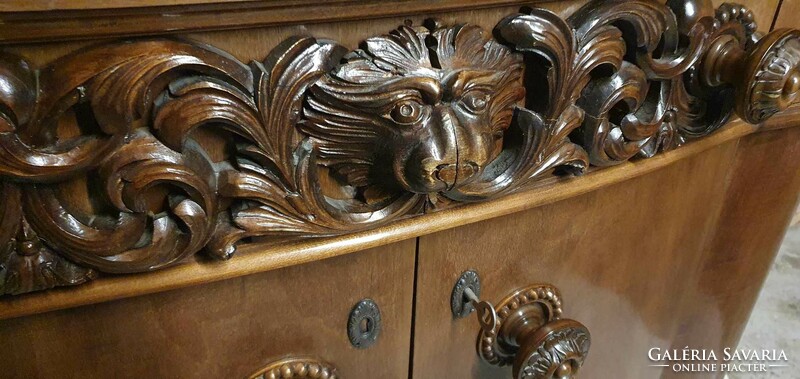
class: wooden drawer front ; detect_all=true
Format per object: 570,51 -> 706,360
0,240 -> 416,378
411,142 -> 739,378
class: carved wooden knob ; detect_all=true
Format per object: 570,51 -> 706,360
452,272 -> 591,379
247,357 -> 337,379
735,29 -> 800,124
702,25 -> 800,124
512,319 -> 591,379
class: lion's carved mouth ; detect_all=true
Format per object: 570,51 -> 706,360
435,162 -> 479,190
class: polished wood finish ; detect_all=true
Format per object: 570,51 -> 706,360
2,0 -> 257,11
667,126 -> 800,378
412,140 -> 740,378
0,1 -> 580,44
774,0 -> 800,30
0,240 -> 416,378
0,1 -> 798,378
2,0 -> 797,298
0,121 -> 757,321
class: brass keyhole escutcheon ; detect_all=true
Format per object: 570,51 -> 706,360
347,299 -> 381,349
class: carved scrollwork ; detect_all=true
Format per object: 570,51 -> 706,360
0,182 -> 96,295
495,0 -> 759,167
0,0 -> 798,295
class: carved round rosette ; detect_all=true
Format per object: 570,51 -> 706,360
737,29 -> 800,123
514,319 -> 591,379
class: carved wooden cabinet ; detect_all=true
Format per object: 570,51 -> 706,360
1,1 -> 799,378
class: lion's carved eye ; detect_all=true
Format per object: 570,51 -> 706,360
390,99 -> 424,125
460,90 -> 491,114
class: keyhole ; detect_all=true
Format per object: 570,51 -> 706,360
360,317 -> 372,334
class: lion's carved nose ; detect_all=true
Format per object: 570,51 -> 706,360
435,162 -> 478,189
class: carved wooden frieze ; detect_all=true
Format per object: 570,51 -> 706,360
1,0 -> 798,295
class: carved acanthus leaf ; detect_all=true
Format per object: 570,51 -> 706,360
0,0 -> 797,295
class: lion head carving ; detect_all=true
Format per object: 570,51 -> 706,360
301,23 -> 524,199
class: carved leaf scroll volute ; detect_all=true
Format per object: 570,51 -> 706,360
0,41 -> 249,292
496,0 -> 719,167
0,182 -> 96,295
0,0 -> 798,295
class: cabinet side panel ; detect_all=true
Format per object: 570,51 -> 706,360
668,126 -> 800,378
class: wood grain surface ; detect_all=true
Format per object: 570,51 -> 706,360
0,240 -> 416,378
411,141 -> 739,378
666,126 -> 800,379
5,0 -> 797,299
0,2 -> 798,379
0,0 -> 583,44
774,0 -> 800,29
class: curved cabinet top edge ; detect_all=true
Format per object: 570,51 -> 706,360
2,0 -> 263,12
0,119 -> 768,321
0,0 -> 548,44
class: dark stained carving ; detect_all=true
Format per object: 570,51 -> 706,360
303,23 -> 526,201
496,0 -> 758,167
0,0 -> 798,295
0,183 -> 96,295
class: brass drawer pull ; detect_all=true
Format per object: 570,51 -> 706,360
452,270 -> 591,379
248,357 -> 337,379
